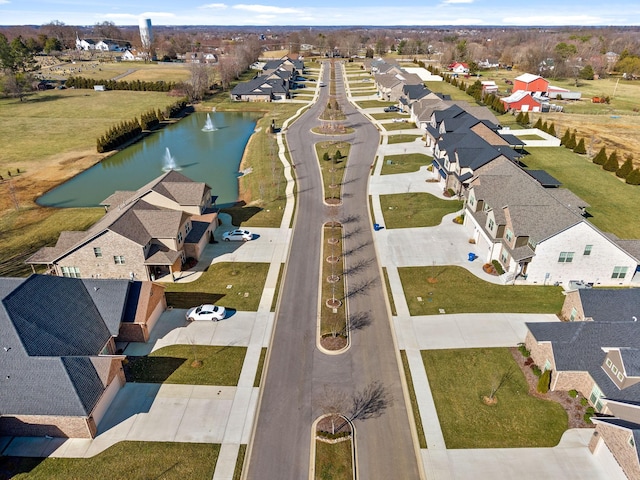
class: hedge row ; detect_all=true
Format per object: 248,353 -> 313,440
66,76 -> 176,92
96,98 -> 188,153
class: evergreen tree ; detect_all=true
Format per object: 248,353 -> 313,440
603,151 -> 619,172
515,111 -> 524,124
560,128 -> 571,145
565,132 -> 577,149
592,146 -> 607,165
573,138 -> 587,154
626,168 -> 640,185
547,122 -> 556,137
522,112 -> 530,126
533,117 -> 543,129
617,155 -> 634,179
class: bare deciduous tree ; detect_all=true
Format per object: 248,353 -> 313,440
487,367 -> 515,401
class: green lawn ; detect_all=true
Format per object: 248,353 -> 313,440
253,348 -> 268,387
354,99 -> 394,109
164,262 -> 269,311
387,134 -> 422,145
425,81 -> 475,102
233,444 -> 247,480
381,153 -> 433,175
516,134 -> 545,140
381,121 -> 417,131
126,345 -> 247,385
0,441 -> 219,480
523,147 -> 640,238
382,267 -> 397,316
399,266 -> 564,315
380,193 -> 462,228
401,350 -> 427,449
315,439 -> 353,480
0,89 -> 177,165
370,112 -> 409,120
422,348 -> 568,448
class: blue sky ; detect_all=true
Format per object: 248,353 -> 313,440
1,0 -> 640,26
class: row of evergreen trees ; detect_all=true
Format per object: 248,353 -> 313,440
96,98 -> 188,153
66,76 -> 176,92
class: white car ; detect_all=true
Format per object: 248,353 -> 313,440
318,82 -> 326,87
186,304 -> 226,321
222,229 -> 252,242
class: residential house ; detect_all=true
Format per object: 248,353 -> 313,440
524,304 -> 640,480
75,37 -> 95,51
27,171 -> 217,282
374,71 -> 423,102
121,49 -> 144,61
185,52 -> 218,64
560,288 -> 640,322
481,80 -> 498,95
513,73 -> 549,94
0,274 -> 165,438
501,90 -> 543,112
95,41 -> 121,52
449,62 -> 470,75
398,84 -> 437,113
464,158 -> 640,286
231,56 -> 302,102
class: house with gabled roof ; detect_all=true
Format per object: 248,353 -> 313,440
465,158 -> 640,286
0,274 -> 165,438
524,302 -> 640,480
513,73 -> 549,94
501,90 -> 543,112
560,288 -> 640,322
27,171 -> 217,282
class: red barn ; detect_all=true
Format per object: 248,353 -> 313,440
501,91 -> 542,112
513,73 -> 549,94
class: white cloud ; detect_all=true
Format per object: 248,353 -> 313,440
199,3 -> 228,9
0,0 -> 10,4
232,4 -> 303,14
104,11 -> 176,21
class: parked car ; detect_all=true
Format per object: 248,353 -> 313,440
318,82 -> 326,87
222,229 -> 253,242
186,304 -> 226,321
384,105 -> 400,112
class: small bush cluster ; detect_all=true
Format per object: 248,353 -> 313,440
537,369 -> 551,393
66,76 -> 176,92
517,343 -> 531,357
531,364 -> 542,377
317,430 -> 351,440
568,389 -> 578,398
491,260 -> 505,275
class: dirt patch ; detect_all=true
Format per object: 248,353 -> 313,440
510,347 -> 594,430
317,414 -> 352,435
321,335 -> 348,351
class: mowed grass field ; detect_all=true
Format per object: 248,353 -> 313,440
40,60 -> 193,83
0,89 -> 177,165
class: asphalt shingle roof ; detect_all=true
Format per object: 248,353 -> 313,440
578,289 -> 640,323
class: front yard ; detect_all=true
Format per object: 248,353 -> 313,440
380,193 -> 462,228
422,348 -> 568,448
399,265 -> 564,315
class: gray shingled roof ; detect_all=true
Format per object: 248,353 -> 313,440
578,289 -> 640,323
0,275 -> 133,417
621,349 -> 640,377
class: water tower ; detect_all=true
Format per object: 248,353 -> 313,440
139,18 -> 153,49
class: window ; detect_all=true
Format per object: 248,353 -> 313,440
185,222 -> 192,234
505,229 -> 513,242
583,245 -> 592,256
114,255 -> 125,265
630,435 -> 635,448
606,358 -> 612,367
177,231 -> 183,243
469,196 -> 475,207
544,360 -> 552,372
501,251 -> 508,264
569,307 -> 578,322
618,372 -> 625,382
558,252 -> 574,263
590,385 -> 603,411
612,365 -> 619,375
61,266 -> 80,278
488,218 -> 495,231
93,247 -> 102,258
612,266 -> 628,279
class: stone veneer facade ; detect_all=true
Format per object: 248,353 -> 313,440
589,422 -> 640,480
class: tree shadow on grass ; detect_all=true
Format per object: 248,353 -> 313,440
219,202 -> 263,225
165,292 -> 226,309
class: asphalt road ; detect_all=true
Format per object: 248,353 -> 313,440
245,61 -> 422,479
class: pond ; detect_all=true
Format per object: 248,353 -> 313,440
37,111 -> 260,208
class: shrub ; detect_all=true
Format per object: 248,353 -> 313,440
323,152 -> 330,161
626,168 -> 640,185
334,150 -> 343,160
517,343 -> 530,357
531,365 -> 542,377
592,146 -> 608,165
568,389 -> 578,398
580,397 -> 589,406
584,413 -> 593,424
547,122 -> 556,137
524,357 -> 534,366
560,128 -> 571,145
515,111 -> 524,124
603,151 -> 619,172
586,406 -> 595,414
537,369 -> 551,393
573,138 -> 587,154
491,260 -> 505,275
533,117 -> 543,129
565,132 -> 577,150
541,121 -> 549,133
617,156 -> 634,179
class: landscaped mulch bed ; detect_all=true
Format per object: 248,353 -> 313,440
321,334 -> 348,350
509,347 -> 594,430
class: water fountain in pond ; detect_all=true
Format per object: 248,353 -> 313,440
162,147 -> 180,171
202,113 -> 218,132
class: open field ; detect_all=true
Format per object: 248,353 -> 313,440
522,147 -> 640,238
39,61 -> 192,83
399,265 -> 564,315
422,348 -> 568,448
0,442 -> 219,480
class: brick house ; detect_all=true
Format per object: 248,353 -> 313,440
525,311 -> 640,480
0,274 -> 165,438
27,171 -> 218,282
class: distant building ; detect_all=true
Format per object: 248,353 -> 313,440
139,18 -> 153,50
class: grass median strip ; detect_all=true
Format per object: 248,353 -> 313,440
125,344 -> 247,385
315,141 -> 351,203
315,439 -> 353,480
0,441 -> 219,480
380,193 -> 462,228
422,348 -> 567,448
399,265 -> 564,315
401,350 -> 427,449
